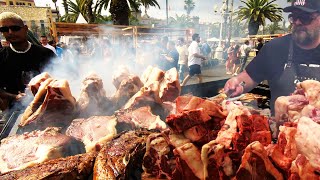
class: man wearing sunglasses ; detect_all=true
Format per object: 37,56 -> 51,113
0,12 -> 56,111
223,0 -> 320,114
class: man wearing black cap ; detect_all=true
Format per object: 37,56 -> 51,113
223,0 -> 320,113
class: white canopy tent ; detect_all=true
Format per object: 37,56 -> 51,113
207,37 -> 221,42
76,13 -> 88,24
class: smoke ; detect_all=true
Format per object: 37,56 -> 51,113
42,25 -> 179,99
6,25 -> 183,122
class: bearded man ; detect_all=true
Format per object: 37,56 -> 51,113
223,0 -> 320,113
0,12 -> 56,110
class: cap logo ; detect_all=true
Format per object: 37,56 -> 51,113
294,0 -> 306,6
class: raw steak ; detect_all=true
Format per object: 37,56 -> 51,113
236,141 -> 283,180
66,116 -> 117,152
116,106 -> 167,131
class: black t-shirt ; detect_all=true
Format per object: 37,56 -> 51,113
0,45 -> 56,94
246,34 -> 320,84
246,34 -> 320,111
256,42 -> 264,55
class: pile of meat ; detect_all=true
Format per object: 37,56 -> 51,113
0,66 -> 181,179
1,64 -> 319,179
142,80 -> 320,179
143,96 -> 274,179
275,80 -> 320,123
0,130 -> 150,180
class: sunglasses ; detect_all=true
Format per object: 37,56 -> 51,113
288,13 -> 319,25
0,25 -> 24,33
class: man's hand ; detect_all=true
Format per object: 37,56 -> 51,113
224,77 -> 245,97
223,71 -> 258,98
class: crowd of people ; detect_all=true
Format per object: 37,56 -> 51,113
225,39 -> 261,76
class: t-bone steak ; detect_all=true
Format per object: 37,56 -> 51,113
66,116 -> 117,152
0,127 -> 83,173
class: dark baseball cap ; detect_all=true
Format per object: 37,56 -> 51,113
284,0 -> 320,13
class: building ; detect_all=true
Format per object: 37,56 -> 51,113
0,0 -> 58,40
131,10 -> 167,27
0,0 -> 35,7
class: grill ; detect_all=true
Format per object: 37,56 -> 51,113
0,110 -> 23,140
0,79 -> 270,140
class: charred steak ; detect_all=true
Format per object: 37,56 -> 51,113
93,130 -> 151,180
0,152 -> 96,180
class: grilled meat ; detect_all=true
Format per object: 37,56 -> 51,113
93,130 -> 151,180
0,152 -> 95,180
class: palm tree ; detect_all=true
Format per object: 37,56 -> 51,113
236,0 -> 283,35
266,21 -> 283,34
61,0 -> 85,23
60,0 -> 104,23
231,20 -> 247,38
62,0 -> 69,15
184,0 -> 195,17
95,0 -> 160,25
140,0 -> 160,16
52,0 -> 60,20
168,14 -> 194,28
86,0 -> 95,23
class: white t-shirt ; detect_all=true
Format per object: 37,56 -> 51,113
43,44 -> 57,55
188,41 -> 201,66
176,45 -> 188,65
240,44 -> 250,57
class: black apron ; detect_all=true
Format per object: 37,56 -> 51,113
270,40 -> 320,113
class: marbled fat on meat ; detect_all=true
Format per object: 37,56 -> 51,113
0,127 -> 83,173
66,116 -> 117,152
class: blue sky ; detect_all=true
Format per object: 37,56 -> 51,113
35,0 -> 290,23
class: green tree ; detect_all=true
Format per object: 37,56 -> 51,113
168,14 -> 194,28
86,0 -> 95,23
52,0 -> 60,20
231,20 -> 247,38
140,0 -> 160,16
61,0 -> 85,23
184,0 -> 195,17
60,0 -> 104,23
236,0 -> 283,35
95,0 -> 160,25
266,21 -> 283,34
62,0 -> 68,15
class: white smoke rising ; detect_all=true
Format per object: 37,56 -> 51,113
43,25 -> 172,99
